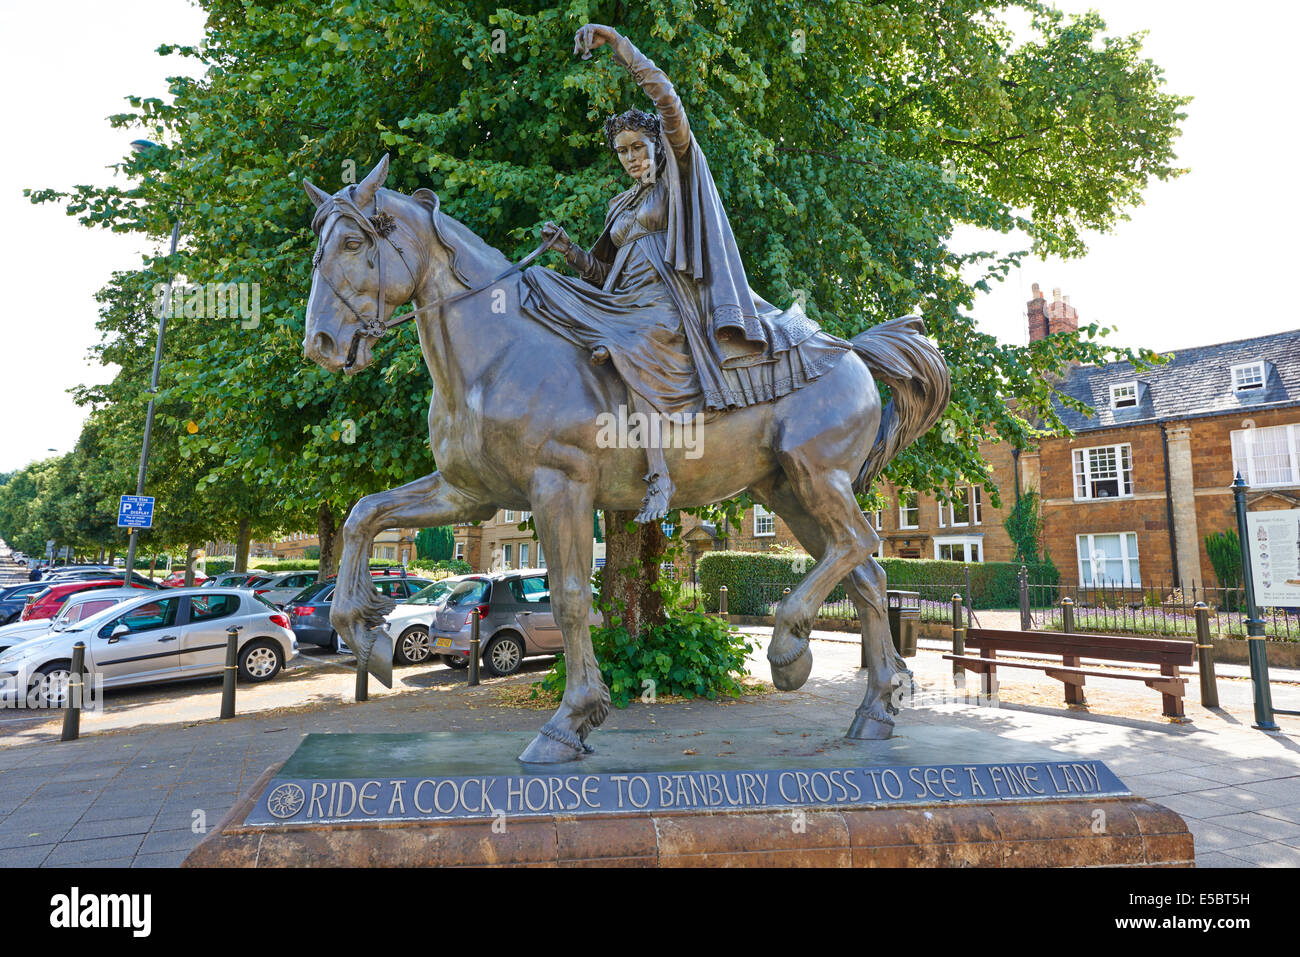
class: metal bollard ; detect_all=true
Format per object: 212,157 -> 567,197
1194,602 -> 1219,708
1060,596 -> 1075,633
718,585 -> 728,617
221,626 -> 240,719
1018,564 -> 1031,631
355,654 -> 369,702
951,594 -> 965,689
468,610 -> 481,687
60,641 -> 86,742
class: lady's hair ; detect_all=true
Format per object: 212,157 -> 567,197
604,108 -> 660,151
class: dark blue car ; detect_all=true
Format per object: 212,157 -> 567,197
286,576 -> 431,655
0,581 -> 55,624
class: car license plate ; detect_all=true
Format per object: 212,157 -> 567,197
434,637 -> 452,648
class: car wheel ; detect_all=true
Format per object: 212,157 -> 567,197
238,640 -> 284,682
395,626 -> 433,665
30,661 -> 73,708
331,631 -> 352,655
443,654 -> 469,670
482,633 -> 525,677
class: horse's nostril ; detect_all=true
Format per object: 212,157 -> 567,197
311,331 -> 336,357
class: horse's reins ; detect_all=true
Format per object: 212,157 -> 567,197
311,186 -> 564,371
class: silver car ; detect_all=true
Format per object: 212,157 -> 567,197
0,587 -> 298,707
249,571 -> 320,607
0,587 -> 141,654
429,570 -> 601,677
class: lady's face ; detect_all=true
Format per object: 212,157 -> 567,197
613,128 -> 656,184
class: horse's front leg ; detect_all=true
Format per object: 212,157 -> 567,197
332,472 -> 493,677
518,467 -> 606,764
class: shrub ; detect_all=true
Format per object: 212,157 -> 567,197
698,551 -> 1058,612
538,610 -> 755,708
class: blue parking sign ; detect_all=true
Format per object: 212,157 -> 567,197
118,495 -> 155,529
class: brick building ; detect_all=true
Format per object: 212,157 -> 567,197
267,527 -> 419,564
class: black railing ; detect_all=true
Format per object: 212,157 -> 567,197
1024,577 -> 1298,640
750,580 -> 977,627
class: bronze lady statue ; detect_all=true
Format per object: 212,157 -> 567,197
522,24 -> 850,523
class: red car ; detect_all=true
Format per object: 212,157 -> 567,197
20,578 -> 156,622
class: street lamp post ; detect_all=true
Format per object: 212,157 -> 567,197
1232,473 -> 1279,731
122,140 -> 180,583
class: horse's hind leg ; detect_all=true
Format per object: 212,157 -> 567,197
755,482 -> 906,740
518,467 -> 609,764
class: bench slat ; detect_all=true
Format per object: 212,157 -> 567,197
943,654 -> 1186,686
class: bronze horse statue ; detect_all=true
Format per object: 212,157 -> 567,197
302,151 -> 949,763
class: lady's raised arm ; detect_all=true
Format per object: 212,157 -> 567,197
609,33 -> 692,162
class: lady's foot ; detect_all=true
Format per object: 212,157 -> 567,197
590,345 -> 610,366
634,472 -> 675,523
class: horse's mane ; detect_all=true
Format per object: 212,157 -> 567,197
424,202 -> 511,287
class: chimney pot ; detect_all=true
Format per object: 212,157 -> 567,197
1052,287 -> 1062,302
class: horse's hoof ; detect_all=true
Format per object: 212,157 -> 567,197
846,710 -> 895,741
770,644 -> 812,691
518,732 -> 586,764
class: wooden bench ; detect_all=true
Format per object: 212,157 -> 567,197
942,628 -> 1195,717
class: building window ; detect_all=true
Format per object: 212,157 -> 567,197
898,491 -> 919,530
537,543 -> 545,568
863,508 -> 883,531
454,542 -> 465,561
503,544 -> 513,569
519,543 -> 529,568
754,505 -> 775,537
1232,362 -> 1266,391
1077,532 -> 1141,587
1110,382 -> 1138,409
1072,444 -> 1134,500
503,510 -> 516,523
937,487 -> 982,528
935,537 -> 983,563
1231,423 -> 1300,487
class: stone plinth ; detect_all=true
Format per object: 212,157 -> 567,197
184,728 -> 1193,868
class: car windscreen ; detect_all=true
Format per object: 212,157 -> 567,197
407,581 -> 455,605
287,582 -> 327,604
445,579 -> 490,607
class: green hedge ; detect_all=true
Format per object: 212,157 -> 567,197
201,557 -> 472,576
698,552 -> 1058,613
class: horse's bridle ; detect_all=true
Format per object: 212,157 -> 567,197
311,187 -> 564,371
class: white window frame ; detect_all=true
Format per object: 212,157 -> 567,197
1076,532 -> 1141,588
754,505 -> 775,537
537,543 -> 545,568
1231,423 -> 1300,488
1110,381 -> 1139,409
1232,361 -> 1266,391
934,536 -> 983,563
898,492 -> 919,530
938,486 -> 982,528
503,543 -> 513,569
503,510 -> 516,523
1072,444 -> 1134,500
519,543 -> 529,568
454,542 -> 465,561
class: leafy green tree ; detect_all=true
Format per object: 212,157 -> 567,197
29,0 -> 1185,646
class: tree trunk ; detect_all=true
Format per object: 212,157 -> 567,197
317,502 -> 340,579
148,553 -> 157,582
184,543 -> 198,586
599,510 -> 667,638
234,516 -> 251,573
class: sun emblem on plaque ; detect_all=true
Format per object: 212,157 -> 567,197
267,783 -> 306,819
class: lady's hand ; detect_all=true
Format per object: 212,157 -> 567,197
540,221 -> 572,253
573,23 -> 619,60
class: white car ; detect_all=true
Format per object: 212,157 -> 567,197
0,587 -> 298,707
0,587 -> 141,655
248,571 -> 320,607
382,575 -> 473,666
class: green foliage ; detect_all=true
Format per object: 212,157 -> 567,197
1204,530 -> 1241,589
539,610 -> 755,708
415,526 -> 454,562
698,550 -> 1057,611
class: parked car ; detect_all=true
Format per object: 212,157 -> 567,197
0,587 -> 142,655
244,571 -> 319,607
286,575 -> 432,659
203,572 -> 260,588
20,579 -> 156,623
382,575 -> 474,667
46,569 -> 159,589
429,569 -> 602,677
0,582 -> 58,625
0,588 -> 299,707
158,570 -> 212,588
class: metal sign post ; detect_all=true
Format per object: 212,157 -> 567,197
1233,474 -> 1285,729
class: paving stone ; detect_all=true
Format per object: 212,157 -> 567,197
1194,850 -> 1256,868
1199,811 -> 1300,842
46,857 -> 133,868
1122,769 -> 1225,797
1257,805 -> 1300,826
0,843 -> 53,866
1151,792 -> 1242,821
138,828 -> 203,855
1193,785 -> 1298,811
42,834 -> 145,866
1217,842 -> 1300,867
1186,819 -> 1267,854
132,849 -> 190,868
81,800 -> 166,823
65,815 -> 158,841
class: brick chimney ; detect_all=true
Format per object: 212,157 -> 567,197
1027,283 -> 1079,342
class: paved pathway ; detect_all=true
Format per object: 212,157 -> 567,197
0,616 -> 1296,867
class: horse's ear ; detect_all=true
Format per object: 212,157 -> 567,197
412,188 -> 440,218
303,179 -> 331,209
353,154 -> 390,208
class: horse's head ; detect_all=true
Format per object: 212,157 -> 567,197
302,155 -> 433,374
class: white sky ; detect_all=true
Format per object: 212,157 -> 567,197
1,0 -> 1295,474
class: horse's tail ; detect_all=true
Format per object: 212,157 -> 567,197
850,316 -> 951,495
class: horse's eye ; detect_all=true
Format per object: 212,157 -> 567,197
344,239 -> 362,251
